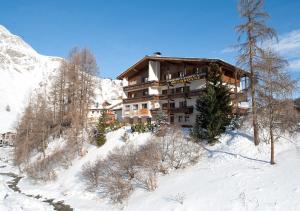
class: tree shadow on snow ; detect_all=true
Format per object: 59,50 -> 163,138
201,131 -> 269,164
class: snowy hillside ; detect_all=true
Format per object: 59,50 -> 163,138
1,127 -> 299,211
0,25 -> 123,133
0,25 -> 61,133
94,77 -> 123,103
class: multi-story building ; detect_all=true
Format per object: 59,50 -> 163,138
117,53 -> 249,127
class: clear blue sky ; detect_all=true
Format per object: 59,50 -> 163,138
1,0 -> 300,79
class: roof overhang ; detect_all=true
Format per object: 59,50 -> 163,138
116,56 -> 250,79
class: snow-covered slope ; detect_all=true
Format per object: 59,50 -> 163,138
0,25 -> 123,133
10,127 -> 299,211
0,25 -> 62,133
94,78 -> 123,102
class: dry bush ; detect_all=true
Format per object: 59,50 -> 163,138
134,142 -> 161,191
157,127 -> 201,171
26,141 -> 76,181
81,161 -> 101,189
81,126 -> 202,203
108,144 -> 139,180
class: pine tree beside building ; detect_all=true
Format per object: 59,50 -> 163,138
96,109 -> 110,147
193,64 -> 233,144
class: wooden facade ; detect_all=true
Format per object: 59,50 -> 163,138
117,55 -> 250,127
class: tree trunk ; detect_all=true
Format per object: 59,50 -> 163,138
270,127 -> 275,165
248,26 -> 259,146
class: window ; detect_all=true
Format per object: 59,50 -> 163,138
162,103 -> 168,109
178,116 -> 183,122
129,80 -> 137,85
170,102 -> 175,108
163,73 -> 172,80
142,103 -> 148,109
92,110 -> 95,114
128,92 -> 135,98
185,115 -> 190,122
125,105 -> 130,111
142,89 -> 148,96
162,89 -> 168,95
142,77 -> 148,83
184,86 -> 190,93
179,101 -> 187,108
176,87 -> 184,93
133,104 -> 138,110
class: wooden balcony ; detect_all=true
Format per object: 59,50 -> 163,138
123,89 -> 246,104
164,73 -> 206,85
222,75 -> 240,85
123,95 -> 160,104
124,81 -> 160,92
124,108 -> 151,117
169,106 -> 194,114
230,91 -> 248,102
159,89 -> 204,100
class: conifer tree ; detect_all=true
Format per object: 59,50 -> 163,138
236,0 -> 276,145
193,64 -> 233,144
96,109 -> 110,147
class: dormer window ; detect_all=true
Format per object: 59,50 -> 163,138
142,77 -> 148,83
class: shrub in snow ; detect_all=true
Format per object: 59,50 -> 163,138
81,161 -> 101,189
169,192 -> 186,205
5,104 -> 10,112
82,126 -> 202,203
121,132 -> 130,143
131,123 -> 157,133
157,126 -> 202,171
26,141 -> 76,181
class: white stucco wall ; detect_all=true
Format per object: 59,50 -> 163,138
148,87 -> 160,95
148,61 -> 160,81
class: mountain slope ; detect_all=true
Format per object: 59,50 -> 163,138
0,25 -> 62,133
0,25 -> 123,133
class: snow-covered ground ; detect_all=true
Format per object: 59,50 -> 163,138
1,127 -> 300,211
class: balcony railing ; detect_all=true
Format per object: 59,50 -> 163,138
124,108 -> 151,117
169,106 -> 194,114
164,73 -> 206,85
123,89 -> 247,104
123,95 -> 160,104
124,81 -> 161,92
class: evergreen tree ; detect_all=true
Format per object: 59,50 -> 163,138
96,109 -> 110,147
193,64 -> 233,144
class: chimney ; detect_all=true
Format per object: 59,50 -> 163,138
152,52 -> 162,57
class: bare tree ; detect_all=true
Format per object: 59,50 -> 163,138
256,49 -> 298,164
236,0 -> 276,145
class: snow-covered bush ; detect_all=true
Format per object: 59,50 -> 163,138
26,141 -> 76,181
82,154 -> 134,203
157,126 -> 202,171
81,143 -> 162,202
81,126 -> 202,203
81,161 -> 102,189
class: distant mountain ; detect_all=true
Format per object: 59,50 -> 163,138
0,25 -> 123,133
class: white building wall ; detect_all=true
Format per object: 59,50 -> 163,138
148,87 -> 160,95
148,61 -> 160,81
